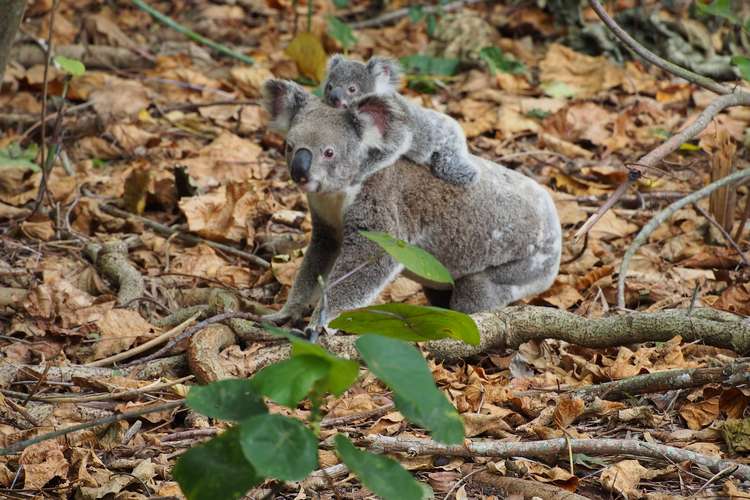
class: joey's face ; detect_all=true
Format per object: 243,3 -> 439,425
284,100 -> 365,193
324,62 -> 374,109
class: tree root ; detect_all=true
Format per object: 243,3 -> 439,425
187,324 -> 237,383
84,240 -> 145,308
470,471 -> 590,500
363,435 -> 750,482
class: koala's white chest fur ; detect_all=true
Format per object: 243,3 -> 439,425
307,187 -> 360,234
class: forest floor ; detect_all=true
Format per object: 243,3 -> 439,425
1,0 -> 750,498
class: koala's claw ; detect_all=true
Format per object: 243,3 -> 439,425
304,326 -> 322,343
260,310 -> 293,325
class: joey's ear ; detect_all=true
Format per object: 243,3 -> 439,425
366,57 -> 402,92
261,78 -> 309,133
326,54 -> 346,74
349,94 -> 406,143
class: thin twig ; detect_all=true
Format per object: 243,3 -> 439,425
6,376 -> 193,403
0,400 -> 184,455
577,92 -> 750,240
587,0 -> 732,95
617,168 -> 750,308
85,313 -> 200,367
123,311 -> 261,367
693,204 -> 749,266
131,0 -> 254,65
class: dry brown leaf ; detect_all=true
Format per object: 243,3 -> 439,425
92,309 -> 159,360
231,66 -> 275,97
553,396 -> 584,428
539,281 -> 583,309
680,396 -> 720,430
539,43 -> 624,98
589,210 -> 639,241
19,440 -> 69,489
20,219 -> 55,241
600,459 -> 647,498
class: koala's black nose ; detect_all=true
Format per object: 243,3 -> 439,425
330,87 -> 346,108
290,148 -> 312,183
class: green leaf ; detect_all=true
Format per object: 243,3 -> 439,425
399,54 -> 459,76
540,80 -> 576,99
0,143 -> 40,171
186,379 -> 267,421
731,55 -> 750,81
695,0 -> 739,24
53,55 -> 86,76
331,303 -> 480,345
572,452 -> 608,468
334,434 -> 424,500
479,47 -> 525,75
174,428 -> 262,500
250,355 -> 330,407
355,335 -> 464,444
332,0 -> 349,8
326,15 -> 357,51
426,13 -> 437,37
361,231 -> 453,285
408,5 -> 425,22
262,324 -> 359,396
526,108 -> 551,119
239,414 -> 318,481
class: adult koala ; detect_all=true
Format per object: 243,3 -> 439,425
262,79 -> 561,332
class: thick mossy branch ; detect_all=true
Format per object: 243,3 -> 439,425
425,306 -> 750,361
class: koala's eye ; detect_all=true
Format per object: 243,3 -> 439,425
323,147 -> 335,159
347,85 -> 357,94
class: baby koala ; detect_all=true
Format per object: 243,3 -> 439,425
322,55 -> 479,186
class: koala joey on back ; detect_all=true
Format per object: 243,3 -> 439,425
261,78 -> 562,331
322,55 -> 479,186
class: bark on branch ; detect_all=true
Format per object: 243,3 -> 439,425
363,435 -> 750,482
0,0 -> 25,84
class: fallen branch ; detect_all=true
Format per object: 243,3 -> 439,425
84,240 -> 146,307
131,0 -> 254,65
0,400 -> 184,455
349,0 -> 484,29
470,472 -> 590,500
617,168 -> 750,308
571,363 -> 750,400
96,202 -> 270,268
363,435 -> 750,482
9,44 -> 151,69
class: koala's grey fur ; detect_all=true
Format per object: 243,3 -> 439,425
261,79 -> 561,330
322,55 -> 479,186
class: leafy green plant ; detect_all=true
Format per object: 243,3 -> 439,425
399,54 -> 460,93
0,143 -> 40,171
479,47 -> 526,75
694,0 -> 750,80
326,15 -> 357,52
174,236 -> 477,500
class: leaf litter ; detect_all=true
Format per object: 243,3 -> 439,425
1,0 -> 750,498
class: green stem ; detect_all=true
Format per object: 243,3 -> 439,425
132,0 -> 254,65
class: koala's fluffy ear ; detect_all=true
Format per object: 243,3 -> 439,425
349,94 -> 407,146
366,57 -> 402,93
262,79 -> 309,133
326,54 -> 346,74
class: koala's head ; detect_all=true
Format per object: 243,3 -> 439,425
263,78 -> 408,193
323,55 -> 402,108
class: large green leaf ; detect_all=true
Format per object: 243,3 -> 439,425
696,0 -> 740,24
399,54 -> 459,76
250,355 -> 330,408
361,231 -> 453,285
239,414 -> 318,481
334,434 -> 425,500
731,55 -> 750,81
262,324 -> 359,396
355,335 -> 464,444
331,303 -> 479,345
479,47 -> 525,75
186,379 -> 267,421
326,15 -> 357,51
0,143 -> 39,171
174,428 -> 262,500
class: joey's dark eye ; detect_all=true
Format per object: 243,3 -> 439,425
347,85 -> 357,94
323,148 -> 335,158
